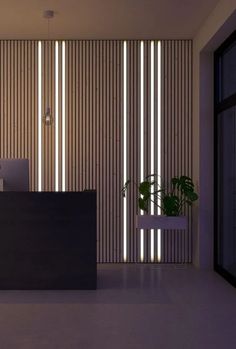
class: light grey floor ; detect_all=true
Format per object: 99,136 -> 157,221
0,264 -> 235,349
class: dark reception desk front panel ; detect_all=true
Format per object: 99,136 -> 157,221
0,191 -> 96,289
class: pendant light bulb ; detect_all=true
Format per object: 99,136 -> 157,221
43,107 -> 53,126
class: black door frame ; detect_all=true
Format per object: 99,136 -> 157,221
214,30 -> 236,287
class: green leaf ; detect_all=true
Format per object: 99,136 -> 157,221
171,177 -> 179,190
139,181 -> 151,196
163,195 -> 180,216
185,191 -> 198,201
138,197 -> 148,212
172,176 -> 195,195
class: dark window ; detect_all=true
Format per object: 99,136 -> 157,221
218,41 -> 236,101
215,30 -> 236,287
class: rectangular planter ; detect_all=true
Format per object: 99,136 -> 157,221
137,215 -> 187,230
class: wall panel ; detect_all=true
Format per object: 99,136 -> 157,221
0,41 -> 38,191
161,40 -> 193,262
124,40 -> 193,263
0,39 -> 192,263
65,40 -> 124,262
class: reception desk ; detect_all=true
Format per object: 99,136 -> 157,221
0,191 -> 96,290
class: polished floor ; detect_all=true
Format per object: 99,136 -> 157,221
0,264 -> 235,349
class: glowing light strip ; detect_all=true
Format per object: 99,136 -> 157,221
157,41 -> 161,262
150,41 -> 155,262
123,41 -> 127,262
55,41 -> 59,191
140,41 -> 144,262
62,41 -> 66,192
38,41 -> 42,192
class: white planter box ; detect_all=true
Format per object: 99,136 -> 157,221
136,215 -> 187,230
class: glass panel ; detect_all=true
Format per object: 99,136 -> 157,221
220,41 -> 236,100
217,106 -> 236,277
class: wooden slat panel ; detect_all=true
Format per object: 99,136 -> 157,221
161,40 -> 192,263
65,40 -> 123,262
0,40 -> 38,191
0,39 -> 192,263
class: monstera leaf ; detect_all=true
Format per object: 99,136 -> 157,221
185,190 -> 198,201
139,181 -> 151,197
162,195 -> 180,216
138,197 -> 149,212
172,176 -> 194,194
138,181 -> 152,211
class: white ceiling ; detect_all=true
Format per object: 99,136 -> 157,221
0,0 -> 220,39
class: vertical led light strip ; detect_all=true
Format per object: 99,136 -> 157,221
62,41 -> 66,192
150,41 -> 155,262
157,40 -> 162,262
140,41 -> 144,262
38,41 -> 42,192
123,41 -> 127,262
55,41 -> 59,191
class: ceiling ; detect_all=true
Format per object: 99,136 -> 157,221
0,0 -> 220,39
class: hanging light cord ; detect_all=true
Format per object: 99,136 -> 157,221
42,10 -> 54,125
46,16 -> 51,123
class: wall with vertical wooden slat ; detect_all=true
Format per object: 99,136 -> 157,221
161,40 -> 193,263
0,40 -> 38,191
0,39 -> 192,263
124,40 -> 192,263
65,40 -> 124,262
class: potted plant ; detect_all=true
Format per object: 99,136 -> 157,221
122,175 -> 198,230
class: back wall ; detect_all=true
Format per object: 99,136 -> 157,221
0,39 -> 192,263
